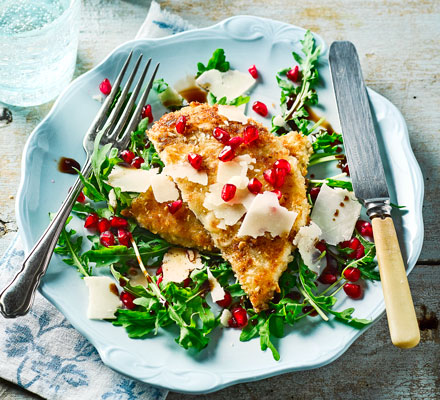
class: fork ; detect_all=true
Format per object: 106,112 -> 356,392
0,52 -> 159,318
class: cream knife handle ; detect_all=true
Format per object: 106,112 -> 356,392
372,216 -> 420,348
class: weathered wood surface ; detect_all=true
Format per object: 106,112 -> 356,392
0,0 -> 438,398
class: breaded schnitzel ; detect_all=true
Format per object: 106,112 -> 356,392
137,103 -> 310,311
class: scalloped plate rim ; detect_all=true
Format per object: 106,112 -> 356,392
14,15 -> 424,394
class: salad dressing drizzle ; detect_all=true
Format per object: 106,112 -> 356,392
58,157 -> 80,174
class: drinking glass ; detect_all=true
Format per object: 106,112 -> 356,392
0,0 -> 80,107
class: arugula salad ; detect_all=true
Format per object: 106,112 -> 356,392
55,31 -> 380,361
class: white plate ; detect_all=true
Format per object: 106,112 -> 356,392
16,16 -> 424,394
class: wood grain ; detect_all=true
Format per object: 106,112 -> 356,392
0,0 -> 439,398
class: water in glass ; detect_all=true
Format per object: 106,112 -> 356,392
0,0 -> 80,106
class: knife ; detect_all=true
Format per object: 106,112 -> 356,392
329,41 -> 420,348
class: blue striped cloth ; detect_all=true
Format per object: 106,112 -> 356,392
0,2 -> 194,399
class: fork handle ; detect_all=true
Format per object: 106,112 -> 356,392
0,159 -> 92,318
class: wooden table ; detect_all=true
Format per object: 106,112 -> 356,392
1,0 -> 439,398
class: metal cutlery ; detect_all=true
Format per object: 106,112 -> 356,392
329,41 -> 420,348
0,52 -> 159,318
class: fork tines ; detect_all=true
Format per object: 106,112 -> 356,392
92,52 -> 159,149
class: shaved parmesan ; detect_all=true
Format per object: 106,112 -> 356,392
163,162 -> 208,185
195,69 -> 255,101
218,105 -> 249,124
150,173 -> 180,203
206,200 -> 247,227
272,114 -> 289,130
293,222 -> 325,274
203,181 -> 255,227
84,276 -> 121,320
207,268 -> 226,303
129,270 -> 149,287
217,154 -> 255,184
107,165 -> 158,193
220,309 -> 232,327
238,192 -> 298,238
311,184 -> 361,245
108,188 -> 117,209
162,248 -> 203,284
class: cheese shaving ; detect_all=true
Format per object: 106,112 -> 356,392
207,268 -> 226,303
218,105 -> 249,124
163,162 -> 208,185
162,248 -> 203,284
217,154 -> 255,184
107,165 -> 159,193
203,181 -> 255,227
195,69 -> 255,101
150,173 -> 180,203
84,276 -> 121,320
293,222 -> 325,274
220,309 -> 232,327
311,184 -> 361,245
237,191 -> 298,238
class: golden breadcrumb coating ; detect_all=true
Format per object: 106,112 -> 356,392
140,103 -> 310,311
122,188 -> 215,251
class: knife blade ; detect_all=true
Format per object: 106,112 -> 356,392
329,41 -> 420,349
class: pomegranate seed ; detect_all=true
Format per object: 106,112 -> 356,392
99,78 -> 112,95
131,156 -> 144,169
167,200 -> 182,214
340,237 -> 365,259
156,266 -> 163,276
183,278 -> 191,288
218,146 -> 235,162
302,305 -> 318,316
315,241 -> 326,253
354,246 -> 365,259
252,101 -> 268,117
243,125 -> 259,144
319,270 -> 338,285
343,283 -> 363,299
175,115 -> 187,134
274,159 -> 291,173
110,216 -> 128,229
287,66 -> 299,82
248,64 -> 258,79
229,307 -> 248,328
119,278 -> 127,287
121,150 -> 135,164
84,213 -> 99,230
342,162 -> 350,175
141,104 -> 153,123
216,291 -> 232,308
318,264 -> 338,284
157,275 -> 163,285
263,168 -> 276,185
97,218 -> 111,233
118,229 -> 132,247
310,186 -> 321,202
356,220 -> 373,238
100,231 -> 115,247
188,153 -> 203,170
273,168 -> 286,188
120,291 -> 136,309
247,177 -> 262,194
221,183 -> 236,202
76,192 -> 85,203
344,267 -> 361,282
213,127 -> 230,144
272,189 -> 282,200
228,136 -> 244,148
